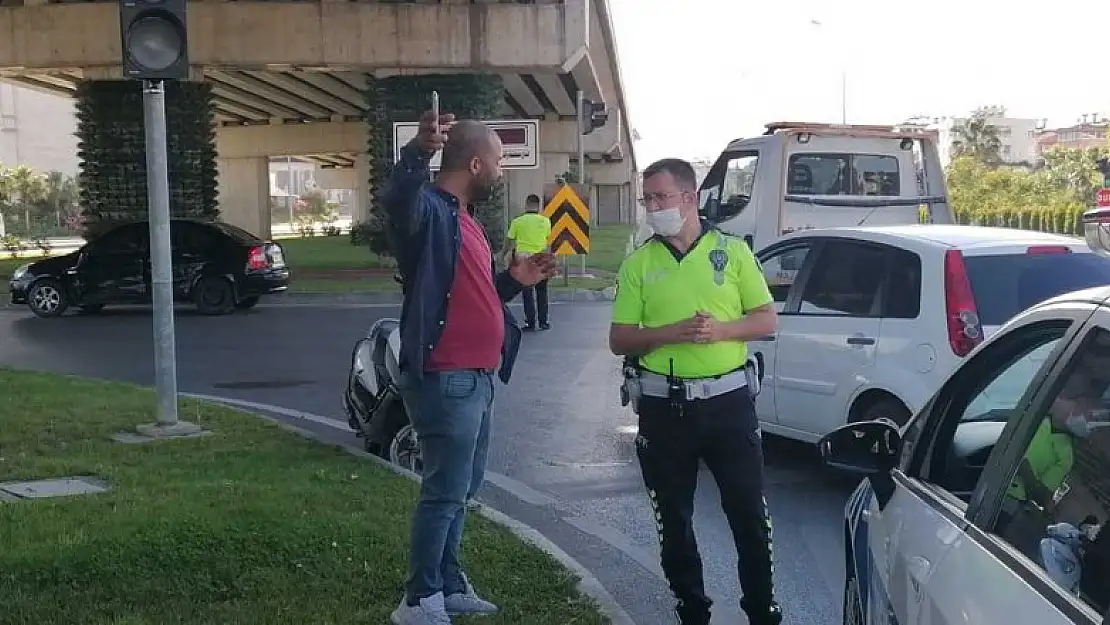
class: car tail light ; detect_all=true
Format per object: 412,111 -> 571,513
1026,245 -> 1072,255
944,249 -> 982,357
247,245 -> 269,270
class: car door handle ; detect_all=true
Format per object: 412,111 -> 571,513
753,334 -> 776,342
846,337 -> 875,346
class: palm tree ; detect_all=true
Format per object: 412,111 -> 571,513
951,108 -> 1004,166
0,164 -> 10,237
8,165 -> 47,232
39,171 -> 80,232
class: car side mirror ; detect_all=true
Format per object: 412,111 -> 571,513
818,419 -> 902,475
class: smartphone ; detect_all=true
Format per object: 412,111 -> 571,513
430,91 -> 440,138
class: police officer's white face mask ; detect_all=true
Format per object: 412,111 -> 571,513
647,207 -> 686,236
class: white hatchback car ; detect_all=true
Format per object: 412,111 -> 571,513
752,224 -> 1110,442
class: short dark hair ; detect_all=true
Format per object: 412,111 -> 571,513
440,120 -> 495,172
526,194 -> 541,205
642,158 -> 698,191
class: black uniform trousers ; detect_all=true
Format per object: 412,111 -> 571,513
635,386 -> 776,624
521,278 -> 549,326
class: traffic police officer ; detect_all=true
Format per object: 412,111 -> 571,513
609,158 -> 781,625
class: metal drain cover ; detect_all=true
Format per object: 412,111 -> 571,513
212,379 -> 314,390
0,476 -> 111,499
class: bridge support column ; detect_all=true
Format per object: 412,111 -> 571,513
354,152 -> 370,224
216,156 -> 270,239
75,80 -> 219,238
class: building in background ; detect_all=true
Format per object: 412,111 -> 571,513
1034,114 -> 1108,159
927,109 -> 1042,167
0,84 -> 78,176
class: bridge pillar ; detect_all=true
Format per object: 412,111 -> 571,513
74,79 -> 219,238
354,151 -> 370,224
216,156 -> 270,239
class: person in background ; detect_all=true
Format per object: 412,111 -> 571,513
383,110 -> 558,625
506,193 -> 553,331
609,158 -> 781,625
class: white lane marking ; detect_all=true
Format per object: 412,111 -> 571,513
183,393 -> 345,429
482,471 -> 558,507
562,515 -> 666,581
185,393 -> 558,508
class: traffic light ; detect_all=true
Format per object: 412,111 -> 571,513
119,0 -> 189,81
579,98 -> 609,135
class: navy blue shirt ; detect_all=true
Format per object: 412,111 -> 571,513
382,140 -> 524,384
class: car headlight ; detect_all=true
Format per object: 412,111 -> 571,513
11,264 -> 30,280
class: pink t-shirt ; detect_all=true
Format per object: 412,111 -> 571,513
426,209 -> 505,371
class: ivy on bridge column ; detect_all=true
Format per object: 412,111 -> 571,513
75,80 -> 219,239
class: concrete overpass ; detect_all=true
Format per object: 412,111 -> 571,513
0,0 -> 637,238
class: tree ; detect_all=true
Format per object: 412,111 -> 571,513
0,163 -> 47,237
951,107 -> 1004,166
360,73 -> 508,256
1039,146 -> 1109,206
35,171 -> 81,233
944,155 -> 1086,234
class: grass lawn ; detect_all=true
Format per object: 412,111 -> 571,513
0,369 -> 609,625
280,223 -> 631,294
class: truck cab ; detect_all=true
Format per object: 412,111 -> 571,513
663,122 -> 955,251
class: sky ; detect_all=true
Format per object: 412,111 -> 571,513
607,0 -> 1110,166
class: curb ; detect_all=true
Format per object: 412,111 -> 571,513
0,288 -> 614,310
273,288 -> 615,306
226,405 -> 637,625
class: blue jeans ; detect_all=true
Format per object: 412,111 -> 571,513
399,369 -> 494,601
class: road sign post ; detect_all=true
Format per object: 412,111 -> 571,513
1098,187 -> 1110,208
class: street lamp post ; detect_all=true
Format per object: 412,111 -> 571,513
809,19 -> 847,124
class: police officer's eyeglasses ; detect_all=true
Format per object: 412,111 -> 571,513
638,191 -> 689,206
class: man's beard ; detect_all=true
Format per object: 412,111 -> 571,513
471,176 -> 497,202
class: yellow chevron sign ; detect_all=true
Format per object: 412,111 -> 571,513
542,183 -> 590,255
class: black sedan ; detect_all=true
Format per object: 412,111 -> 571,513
8,219 -> 290,317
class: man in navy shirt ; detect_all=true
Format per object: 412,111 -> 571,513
386,110 -> 556,625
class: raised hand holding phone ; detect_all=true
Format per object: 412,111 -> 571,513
416,91 -> 454,157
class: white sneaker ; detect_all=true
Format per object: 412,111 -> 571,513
390,592 -> 453,625
444,576 -> 498,616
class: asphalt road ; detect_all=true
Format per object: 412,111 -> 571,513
0,300 -> 861,625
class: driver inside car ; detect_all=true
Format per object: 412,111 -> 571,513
996,373 -> 1088,557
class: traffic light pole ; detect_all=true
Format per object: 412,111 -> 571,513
141,79 -> 182,430
575,89 -> 586,282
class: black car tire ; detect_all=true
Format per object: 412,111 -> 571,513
28,279 -> 69,318
843,564 -> 863,625
193,277 -> 235,315
234,296 -> 261,310
859,395 -> 911,427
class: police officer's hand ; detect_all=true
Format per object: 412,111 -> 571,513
414,110 -> 456,156
692,311 -> 724,344
662,317 -> 703,344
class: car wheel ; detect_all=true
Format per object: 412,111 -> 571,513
860,395 -> 911,427
234,296 -> 260,311
843,566 -> 864,625
28,279 -> 69,318
193,277 -> 235,315
389,424 -> 423,474
78,304 -> 104,314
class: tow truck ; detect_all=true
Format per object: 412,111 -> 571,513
636,122 -> 957,250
